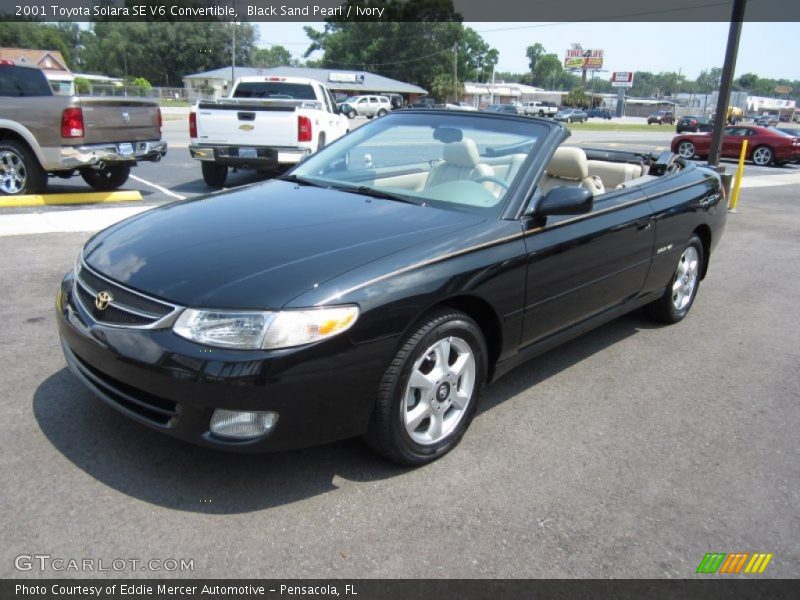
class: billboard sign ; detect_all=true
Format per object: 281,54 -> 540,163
564,49 -> 604,70
611,72 -> 634,88
328,72 -> 365,84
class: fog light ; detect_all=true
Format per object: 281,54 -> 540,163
209,410 -> 278,440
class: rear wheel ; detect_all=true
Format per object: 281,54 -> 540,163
0,140 -> 47,195
364,309 -> 487,466
676,140 -> 696,159
201,162 -> 228,188
80,164 -> 130,191
647,235 -> 704,324
751,145 -> 774,166
347,109 -> 356,119
377,108 -> 387,117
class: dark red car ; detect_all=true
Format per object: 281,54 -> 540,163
672,125 -> 800,166
647,110 -> 675,125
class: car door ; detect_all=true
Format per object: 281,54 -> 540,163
721,126 -> 750,158
520,185 -> 654,346
322,86 -> 348,140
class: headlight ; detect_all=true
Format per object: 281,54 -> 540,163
173,306 -> 359,350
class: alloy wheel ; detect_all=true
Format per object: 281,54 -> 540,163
672,246 -> 700,310
752,146 -> 773,166
402,336 -> 476,445
677,141 -> 695,159
0,149 -> 27,194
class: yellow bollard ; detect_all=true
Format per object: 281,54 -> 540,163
729,139 -> 747,211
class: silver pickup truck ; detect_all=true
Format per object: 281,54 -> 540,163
0,60 -> 166,195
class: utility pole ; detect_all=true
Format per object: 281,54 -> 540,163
708,0 -> 746,167
231,21 -> 236,94
453,42 -> 458,103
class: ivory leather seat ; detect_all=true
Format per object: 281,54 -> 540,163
425,139 -> 494,190
539,147 -> 604,195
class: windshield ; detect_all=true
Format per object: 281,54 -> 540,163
290,112 -> 548,215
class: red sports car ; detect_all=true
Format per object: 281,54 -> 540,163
672,125 -> 800,166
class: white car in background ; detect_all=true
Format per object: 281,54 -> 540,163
341,95 -> 392,119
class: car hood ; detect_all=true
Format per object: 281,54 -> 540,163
83,180 -> 484,309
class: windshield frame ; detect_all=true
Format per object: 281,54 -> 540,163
288,110 -> 556,218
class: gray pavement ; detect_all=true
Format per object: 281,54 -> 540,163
0,181 -> 798,578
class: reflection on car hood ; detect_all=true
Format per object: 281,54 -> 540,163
84,180 -> 484,309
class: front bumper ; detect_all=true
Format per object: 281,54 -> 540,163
60,140 -> 167,169
56,272 -> 394,452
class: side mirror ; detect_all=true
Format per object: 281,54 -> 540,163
537,186 -> 593,216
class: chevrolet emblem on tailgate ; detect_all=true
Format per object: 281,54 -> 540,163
239,124 -> 254,131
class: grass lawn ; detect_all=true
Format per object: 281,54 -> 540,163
566,121 -> 676,132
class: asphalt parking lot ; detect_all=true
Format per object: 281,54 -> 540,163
1,122 -> 798,579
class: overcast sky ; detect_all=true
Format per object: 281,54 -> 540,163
257,21 -> 798,82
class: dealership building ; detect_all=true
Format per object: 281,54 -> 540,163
182,66 -> 427,101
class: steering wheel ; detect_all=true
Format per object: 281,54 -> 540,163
472,175 -> 510,189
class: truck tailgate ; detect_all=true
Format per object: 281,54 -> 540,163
78,98 -> 160,144
196,103 -> 299,147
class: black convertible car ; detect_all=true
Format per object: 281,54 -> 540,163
57,110 -> 727,465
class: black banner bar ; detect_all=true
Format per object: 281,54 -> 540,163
2,0 -> 800,22
2,579 -> 800,600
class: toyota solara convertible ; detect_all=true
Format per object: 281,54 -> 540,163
57,110 -> 727,465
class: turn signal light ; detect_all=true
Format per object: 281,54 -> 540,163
61,107 -> 84,138
298,115 -> 312,142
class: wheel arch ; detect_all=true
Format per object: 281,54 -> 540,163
0,122 -> 48,168
429,294 -> 504,380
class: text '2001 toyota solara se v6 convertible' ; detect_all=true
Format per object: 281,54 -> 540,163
57,110 -> 726,465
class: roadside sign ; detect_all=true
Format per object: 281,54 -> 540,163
564,49 -> 603,70
774,85 -> 792,94
611,71 -> 634,88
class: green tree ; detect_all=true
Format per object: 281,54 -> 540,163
564,88 -> 590,108
253,45 -> 294,68
73,76 -> 91,95
525,43 -> 545,76
532,54 -> 562,89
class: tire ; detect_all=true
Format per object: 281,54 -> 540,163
364,309 -> 488,466
0,139 -> 47,195
676,140 -> 696,159
347,109 -> 356,119
367,115 -> 374,119
751,145 -> 774,166
80,163 -> 130,191
201,162 -> 227,188
377,109 -> 387,117
539,110 -> 545,117
647,235 -> 704,324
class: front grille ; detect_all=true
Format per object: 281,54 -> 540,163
75,262 -> 177,328
68,346 -> 180,427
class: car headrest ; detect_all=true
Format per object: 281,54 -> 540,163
444,139 -> 481,168
546,146 -> 589,180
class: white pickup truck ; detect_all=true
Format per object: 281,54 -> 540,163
520,101 -> 559,118
189,76 -> 350,187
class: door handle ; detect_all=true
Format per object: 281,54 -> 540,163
636,218 -> 652,231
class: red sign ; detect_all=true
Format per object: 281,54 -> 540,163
611,72 -> 634,88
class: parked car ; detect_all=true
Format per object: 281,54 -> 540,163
554,109 -> 588,123
775,128 -> 800,162
341,95 -> 392,119
189,75 -> 350,187
444,102 -> 477,111
587,108 -> 612,120
410,97 -> 438,109
648,111 -> 675,125
521,101 -> 559,117
57,109 -> 727,466
676,116 -> 715,133
484,104 -> 519,114
672,124 -> 800,166
754,115 -> 778,127
0,60 -> 166,195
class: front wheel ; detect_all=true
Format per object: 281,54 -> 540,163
751,145 -> 774,166
201,162 -> 227,188
364,309 -> 487,466
647,235 -> 704,324
80,164 -> 130,191
346,109 -> 356,119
